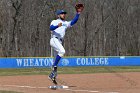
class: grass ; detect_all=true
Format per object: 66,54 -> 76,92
0,66 -> 140,76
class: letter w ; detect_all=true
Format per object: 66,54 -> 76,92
16,59 -> 22,66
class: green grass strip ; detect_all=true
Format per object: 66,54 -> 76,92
0,66 -> 140,76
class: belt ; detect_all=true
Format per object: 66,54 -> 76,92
55,37 -> 63,42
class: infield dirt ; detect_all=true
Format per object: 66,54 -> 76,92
0,72 -> 140,93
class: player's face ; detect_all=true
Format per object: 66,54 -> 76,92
59,13 -> 66,20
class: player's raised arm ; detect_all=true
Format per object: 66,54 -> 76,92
70,3 -> 84,26
70,13 -> 80,26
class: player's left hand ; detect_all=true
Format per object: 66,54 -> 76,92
58,23 -> 62,27
75,3 -> 84,13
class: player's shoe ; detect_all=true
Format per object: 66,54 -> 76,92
48,75 -> 57,85
48,66 -> 58,85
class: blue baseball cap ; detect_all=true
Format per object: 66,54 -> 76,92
56,10 -> 67,15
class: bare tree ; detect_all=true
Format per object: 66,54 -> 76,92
0,0 -> 139,57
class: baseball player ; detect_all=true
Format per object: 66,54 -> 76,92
48,4 -> 84,84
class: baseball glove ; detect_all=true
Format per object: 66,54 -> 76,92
75,3 -> 84,12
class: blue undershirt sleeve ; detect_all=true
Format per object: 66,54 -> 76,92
70,13 -> 80,26
50,25 -> 59,30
